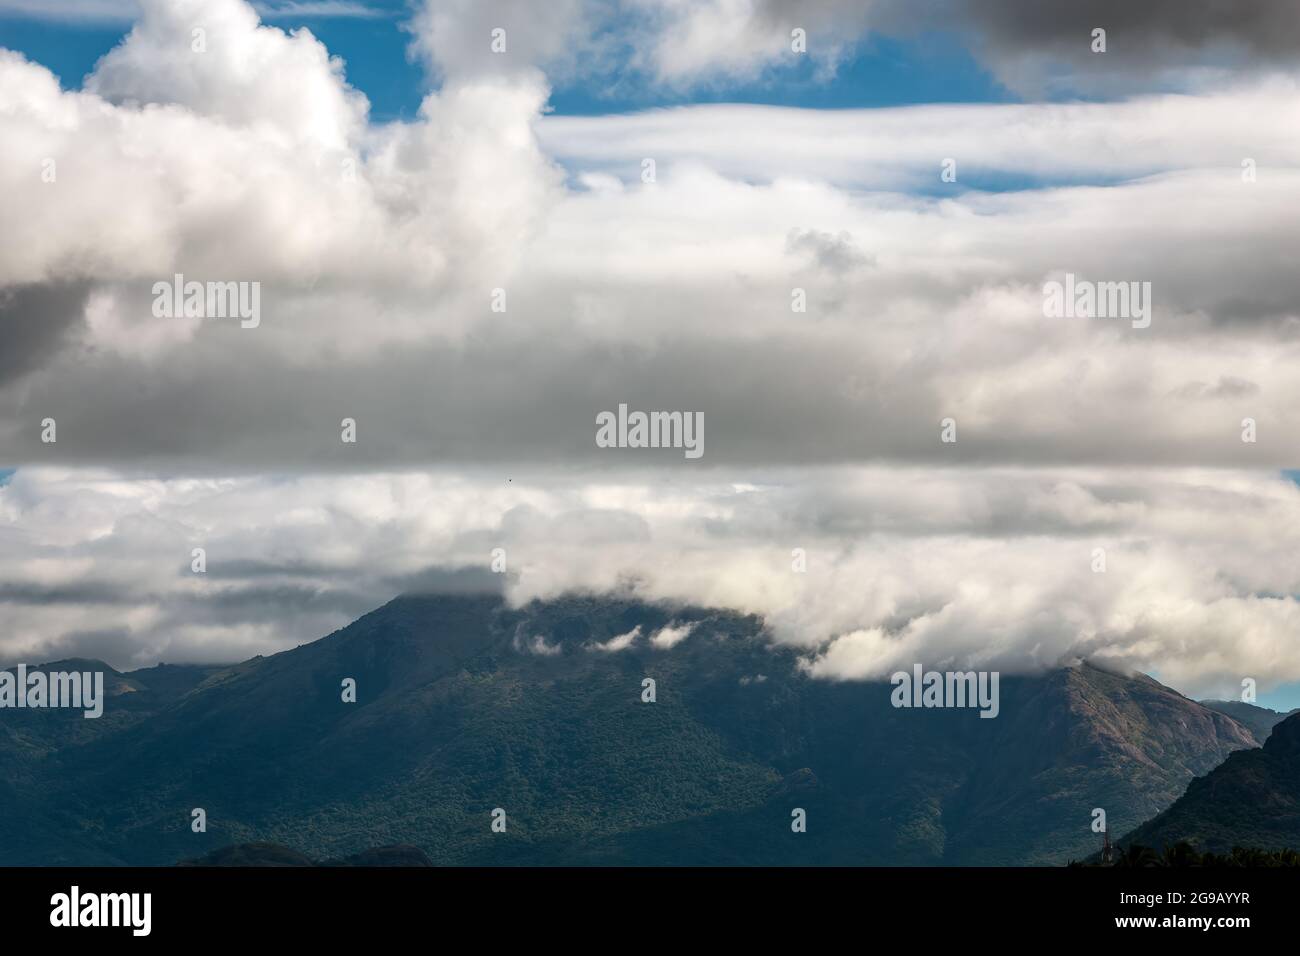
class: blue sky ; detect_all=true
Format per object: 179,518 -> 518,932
0,3 -> 1103,194
0,5 -> 1016,121
547,31 -> 1016,115
1261,685 -> 1300,713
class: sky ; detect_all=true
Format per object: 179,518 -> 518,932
0,2 -> 1018,119
2,0 -> 1300,709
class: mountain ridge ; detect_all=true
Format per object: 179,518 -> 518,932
1198,699 -> 1299,744
0,593 -> 1263,866
1117,710 -> 1300,856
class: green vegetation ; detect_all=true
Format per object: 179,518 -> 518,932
1072,842 -> 1300,867
0,595 -> 1274,866
1113,707 -> 1300,856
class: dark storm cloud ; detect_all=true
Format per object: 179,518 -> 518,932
17,627 -> 141,669
0,580 -> 137,605
380,565 -> 506,597
946,0 -> 1300,59
165,584 -> 376,620
7,583 -> 393,669
878,0 -> 1300,93
0,308 -> 1293,470
0,282 -> 90,386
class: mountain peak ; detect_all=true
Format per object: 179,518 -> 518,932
0,593 -> 1268,866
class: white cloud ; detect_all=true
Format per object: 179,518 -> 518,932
406,0 -> 601,83
4,466 -> 1300,703
589,625 -> 641,651
538,82 -> 1300,189
5,45 -> 1300,467
624,0 -> 869,87
515,629 -> 563,656
649,621 -> 696,649
85,0 -> 369,151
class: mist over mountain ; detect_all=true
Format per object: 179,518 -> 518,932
0,593 -> 1262,866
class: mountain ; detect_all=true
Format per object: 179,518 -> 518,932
0,658 -> 226,865
0,594 -> 1260,866
1199,699 -> 1299,743
1117,711 -> 1300,856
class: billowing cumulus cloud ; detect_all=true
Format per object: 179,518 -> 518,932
407,0 -> 602,83
622,0 -> 870,87
3,11 -> 1299,468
